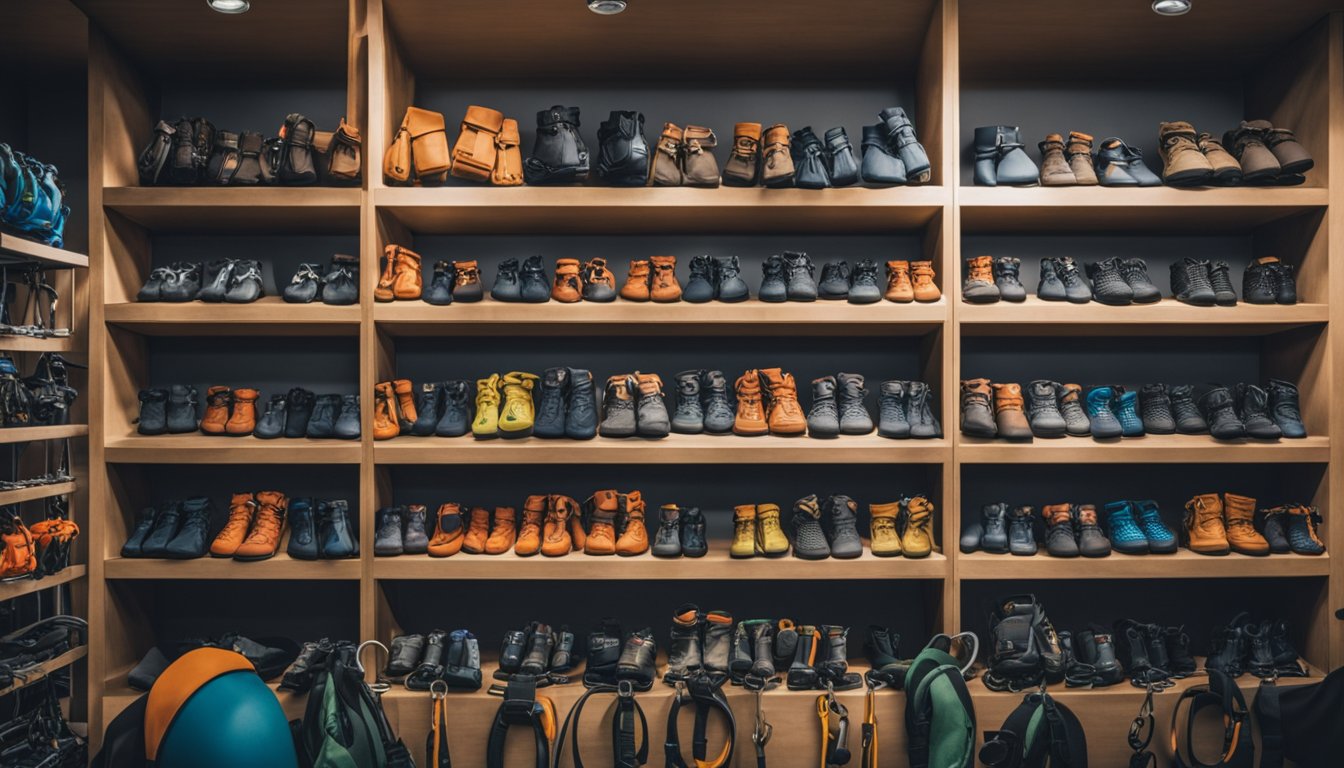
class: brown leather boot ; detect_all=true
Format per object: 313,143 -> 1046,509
760,367 -> 806,436
200,386 -> 232,435
392,245 -> 423,300
723,122 -> 762,185
553,258 -> 582,303
393,379 -> 417,431
616,491 -> 649,556
1066,132 -> 1098,185
1038,133 -> 1076,186
1197,132 -> 1242,185
761,123 -> 795,186
234,491 -> 286,561
484,507 -> 517,554
210,493 -> 256,557
373,381 -> 400,441
563,495 -> 587,552
911,261 -> 941,302
427,503 -> 465,557
515,500 -> 543,557
540,494 -> 574,557
226,388 -> 259,436
1223,492 -> 1269,556
733,370 -> 769,437
461,507 -> 492,554
885,261 -> 914,303
375,245 -> 397,302
1159,121 -> 1215,186
649,255 -> 682,302
585,490 -> 619,555
1183,493 -> 1230,555
620,259 -> 651,302
869,501 -> 902,557
992,383 -> 1033,441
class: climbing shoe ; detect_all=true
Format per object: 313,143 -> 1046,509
993,257 -> 1026,302
836,372 -> 873,435
755,503 -> 790,556
1007,505 -> 1036,556
1086,258 -> 1134,305
907,381 -> 941,439
980,502 -> 1009,554
541,494 -> 579,557
1037,258 -> 1066,301
1236,383 -> 1281,440
877,380 -> 910,438
650,255 -> 682,302
700,370 -> 735,434
471,374 -> 502,439
600,374 -> 638,438
283,388 -> 315,438
825,495 -> 863,559
1169,385 -> 1207,434
1055,383 -> 1091,436
164,497 -> 213,559
1084,387 -> 1123,439
428,503 -> 465,557
1170,257 -> 1217,306
1223,492 -> 1269,556
818,260 -> 851,300
403,504 -> 428,554
808,375 -> 841,438
615,490 -> 649,556
460,506 -> 491,554
1243,257 -> 1280,305
1111,387 -> 1144,437
992,382 -> 1033,441
334,395 -> 361,439
1209,261 -> 1238,306
902,496 -> 935,558
515,497 -> 544,557
962,255 -> 1000,303
1284,505 -> 1325,555
790,495 -> 830,560
652,504 -> 682,558
565,368 -> 598,440
783,251 -> 818,301
211,493 -> 256,557
959,516 -> 983,554
1198,385 -> 1246,440
960,378 -> 997,438
868,502 -> 902,557
533,367 -> 569,439
759,255 -> 788,303
139,502 -> 181,558
136,389 -> 168,435
287,498 -> 319,560
585,490 -> 619,555
760,367 -> 806,436
848,259 -> 882,304
1072,504 -> 1111,557
451,260 -> 483,302
1266,379 -> 1305,438
1139,384 -> 1176,434
670,370 -> 704,434
620,258 -> 652,302
318,500 -> 357,559
1053,256 -> 1092,304
498,371 -> 539,438
121,507 -> 157,558
680,506 -> 707,558
631,372 -> 671,438
1260,506 -> 1291,553
410,383 -> 441,437
235,491 -> 286,561
1134,500 -> 1178,554
731,505 -> 757,558
1183,493 -> 1230,555
716,256 -> 749,302
374,506 -> 406,557
1119,259 -> 1161,304
1043,504 -> 1080,557
1026,379 -> 1066,438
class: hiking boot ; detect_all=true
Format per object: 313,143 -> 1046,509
1095,137 -> 1162,186
1037,258 -> 1066,301
783,251 -> 818,301
402,504 -> 428,554
1054,256 -> 1092,304
1042,504 -> 1080,557
749,502 -> 787,557
164,497 -> 213,559
885,261 -> 914,303
650,255 -> 682,302
140,502 -> 182,558
731,505 -> 757,558
960,378 -> 997,438
222,387 -> 259,436
877,380 -> 910,439
1259,122 -> 1314,175
235,492 -> 286,561
1197,132 -> 1242,185
1139,384 -> 1176,434
1183,493 -> 1230,555
1066,132 -> 1099,185
848,259 -> 882,305
200,386 -> 232,435
1169,258 -> 1217,306
165,385 -> 199,434
498,371 -> 539,439
1223,492 -> 1269,556
670,370 -> 704,434
1169,385 -> 1207,434
472,374 -> 501,439
373,382 -> 400,441
461,506 -> 492,554
137,389 -> 168,435
980,503 -> 1009,554
733,369 -> 769,436
490,257 -> 521,302
1285,505 -> 1325,555
907,381 -> 941,438
287,498 -> 319,560
373,506 -> 404,557
902,496 -> 935,558
600,374 -> 637,438
682,255 -> 715,303
993,257 -> 1026,302
1118,259 -> 1161,304
1085,387 -> 1123,439
826,495 -> 863,559
433,380 -> 470,437
581,258 -> 616,302
631,372 -> 670,437
716,256 -> 749,302
1199,385 -> 1246,440
992,382 -> 1033,441
911,261 -> 941,302
791,495 -> 830,560
680,506 -> 707,557
1074,504 -> 1111,557
836,373 -> 873,435
699,370 -> 734,434
759,255 -> 788,303
1086,258 -> 1134,305
410,383 -> 441,436
452,260 -> 483,302
318,500 -> 357,559
541,495 -> 577,557
515,498 -> 544,557
1008,505 -> 1037,556
760,367 -> 807,436
334,395 -> 361,440
519,255 -> 550,303
428,503 -> 465,557
1224,122 -> 1281,183
283,388 -> 314,438
1208,261 -> 1237,305
552,258 -> 582,303
1261,506 -> 1291,553
1266,379 -> 1305,438
1112,388 -> 1144,437
620,259 -> 652,302
960,516 -> 983,553
1235,383 -> 1281,440
585,490 -> 619,555
1134,500 -> 1177,553
1056,383 -> 1091,436
1242,257 -> 1280,305
1026,380 -> 1066,438
210,493 -> 256,557
534,367 -> 569,439
666,605 -> 703,681
304,393 -> 340,439
1107,498 -> 1150,554
565,368 -> 598,440
616,491 -> 648,556
962,255 -> 1000,303
1038,133 -> 1075,186
807,376 -> 840,438
1273,260 -> 1297,304
869,502 -> 902,557
818,261 -> 850,301
1158,121 -> 1214,186
652,504 -> 682,558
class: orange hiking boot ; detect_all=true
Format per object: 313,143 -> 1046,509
515,496 -> 545,557
200,386 -> 233,435
210,493 -> 256,557
1223,492 -> 1269,556
733,370 -> 769,436
392,246 -> 423,300
393,379 -> 417,432
225,388 -> 259,436
553,258 -> 582,303
235,491 -> 287,561
649,255 -> 682,302
902,495 -> 935,558
911,260 -> 941,302
373,381 -> 400,440
621,259 -> 652,302
616,491 -> 649,556
885,261 -> 914,303
1183,493 -> 1230,555
427,503 -> 465,557
539,495 -> 573,557
484,507 -> 517,554
461,507 -> 492,554
562,495 -> 587,552
375,245 -> 398,302
585,490 -> 619,555
759,367 -> 806,435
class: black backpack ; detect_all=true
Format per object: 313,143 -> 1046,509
979,691 -> 1088,768
1254,667 -> 1344,768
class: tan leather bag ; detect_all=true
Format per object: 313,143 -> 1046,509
384,107 -> 450,185
327,119 -> 362,181
681,125 -> 720,187
649,122 -> 684,186
384,118 -> 413,184
450,105 -> 505,182
492,118 -> 523,186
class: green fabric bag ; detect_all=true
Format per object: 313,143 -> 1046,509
904,644 -> 976,768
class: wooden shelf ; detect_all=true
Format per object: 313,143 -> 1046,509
375,433 -> 951,465
0,480 -> 77,507
958,186 -> 1329,233
374,550 -> 949,581
0,335 -> 76,352
104,434 -> 362,464
958,550 -> 1330,579
106,298 -> 361,336
374,186 -> 947,234
375,298 -> 947,337
104,555 -> 360,580
102,187 -> 362,234
0,564 -> 86,601
959,297 -> 1329,336
956,434 -> 1330,463
0,232 -> 88,268
0,646 -> 87,698
0,424 -> 88,445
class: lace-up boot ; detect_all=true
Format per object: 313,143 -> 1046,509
759,255 -> 787,303
1043,504 -> 1080,557
884,260 -> 913,303
700,370 -> 734,434
980,502 -> 1009,554
652,504 -> 681,557
993,257 -> 1026,302
1066,132 -> 1098,184
962,255 -> 999,303
877,380 -> 909,438
540,494 -> 578,557
731,505 -> 757,558
1169,385 -> 1207,434
868,502 -> 901,557
1118,259 -> 1160,303
1037,258 -> 1066,301
1223,492 -> 1269,555
1134,500 -> 1177,553
1055,383 -> 1091,436
1112,388 -> 1144,437
1235,383 -> 1281,439
533,367 -> 568,439
615,490 -> 649,556
620,258 -> 651,302
1038,133 -> 1075,186
1026,379 -> 1066,438
1139,384 -> 1175,434
650,255 -> 681,302
818,260 -> 850,300
435,380 -> 471,437
491,257 -> 522,302
1086,258 -> 1134,305
402,504 -> 428,554
519,255 -> 550,303
755,503 -> 789,556
1106,500 -> 1148,554
1198,385 -> 1246,440
211,493 -> 256,558
1008,505 -> 1037,556
784,251 -> 818,301
631,372 -> 670,437
599,374 -> 637,438
836,372 -> 873,434
960,378 -> 996,438
791,495 -> 830,560
1073,504 -> 1111,557
1266,379 -> 1305,438
665,605 -> 703,682
807,376 -> 840,438
1085,387 -> 1123,439
848,259 -> 881,304
1052,256 -> 1090,303
907,381 -> 941,438
902,496 -> 935,557
680,506 -> 707,557
1158,121 -> 1214,185
373,505 -> 404,557
760,367 -> 806,435
716,256 -> 749,302
1208,261 -> 1238,306
992,382 -> 1033,441
565,368 -> 597,440
670,370 -> 704,434
235,491 -> 286,561
826,495 -> 863,559
911,261 -> 941,302
1182,493 -> 1230,555
1285,505 -> 1325,555
498,371 -> 538,439
1242,256 -> 1279,305
1170,257 -> 1217,306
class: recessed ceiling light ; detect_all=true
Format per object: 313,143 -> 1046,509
1152,0 -> 1192,16
587,0 -> 628,15
207,0 -> 251,14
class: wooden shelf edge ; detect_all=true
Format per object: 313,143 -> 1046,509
0,232 -> 89,269
0,564 -> 87,601
0,645 -> 87,697
0,480 -> 77,506
957,186 -> 1330,208
955,435 -> 1330,464
374,185 -> 950,209
105,299 -> 362,336
957,551 -> 1330,579
0,424 -> 88,445
104,435 -> 362,464
958,300 -> 1330,333
0,335 -> 77,352
102,186 -> 363,209
104,555 -> 361,580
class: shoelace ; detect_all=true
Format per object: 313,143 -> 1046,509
1057,261 -> 1086,288
291,265 -> 321,284
719,259 -> 741,281
1209,263 -> 1235,293
852,265 -> 879,288
758,514 -> 783,539
689,258 -> 714,282
1181,262 -> 1213,290
233,265 -> 262,284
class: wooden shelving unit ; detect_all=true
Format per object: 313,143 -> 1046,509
0,565 -> 87,601
0,646 -> 89,698
105,298 -> 362,336
958,550 -> 1331,580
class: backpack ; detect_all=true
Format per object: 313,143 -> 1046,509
904,636 -> 976,768
0,512 -> 38,580
979,691 -> 1087,768
296,642 -> 413,768
984,594 -> 1066,691
1255,667 -> 1344,768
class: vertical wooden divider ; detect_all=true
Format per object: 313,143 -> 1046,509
940,0 -> 962,636
357,0 -> 380,647
1326,11 -> 1344,670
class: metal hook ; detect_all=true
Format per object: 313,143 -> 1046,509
356,639 -> 391,693
430,679 -> 449,700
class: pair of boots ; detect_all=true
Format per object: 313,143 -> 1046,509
282,254 -> 359,305
1221,120 -> 1314,185
137,259 -> 264,303
1084,258 -> 1161,305
425,259 -> 483,304
285,498 -> 356,560
1242,256 -> 1297,305
817,260 -> 882,303
533,367 -> 599,439
121,498 -> 214,559
375,245 -> 423,302
1170,257 -> 1238,306
790,126 -> 859,189
386,629 -> 483,691
974,125 -> 1039,186
1196,382 -> 1304,441
373,504 -> 429,556
1158,121 -> 1244,186
806,372 -> 873,437
600,372 -> 670,438
664,605 -> 735,682
961,503 -> 1039,556
1037,132 -> 1098,186
471,372 -> 539,439
729,503 -> 790,558
1104,500 -> 1179,555
207,491 -> 290,561
651,504 -> 708,558
869,496 -> 935,558
1042,503 -> 1111,558
620,255 -> 683,302
403,380 -> 474,437
733,367 -> 805,436
254,388 -> 357,440
722,123 -> 793,187
579,489 -> 647,556
884,260 -> 941,303
1206,614 -> 1306,680
1184,492 -> 1269,556
759,251 -> 818,302
198,386 -> 260,436
648,122 -> 719,187
961,379 -> 1040,441
137,385 -> 199,435
1259,504 -> 1326,556
553,257 -> 617,303
682,255 -> 748,303
875,379 -> 942,439
861,107 -> 932,185
962,255 -> 1026,303
668,370 -> 734,434
489,256 -> 548,303
790,494 -> 862,560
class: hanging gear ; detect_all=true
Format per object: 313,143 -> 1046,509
978,683 -> 1088,768
1168,669 -> 1253,768
745,673 -> 773,768
553,679 -> 649,768
1127,684 -> 1158,768
860,678 -> 883,768
665,672 -> 736,768
486,674 -> 555,768
427,680 -> 452,768
1254,668 -> 1344,768
816,684 -> 852,768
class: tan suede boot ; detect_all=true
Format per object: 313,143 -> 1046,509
620,259 -> 651,302
1183,494 -> 1230,555
649,255 -> 682,302
759,367 -> 806,436
515,499 -> 544,557
225,388 -> 259,436
375,245 -> 398,302
461,506 -> 492,554
901,496 -> 935,558
484,507 -> 516,554
992,383 -> 1033,441
1159,121 -> 1215,186
869,502 -> 903,557
733,370 -> 769,437
1066,132 -> 1098,185
1197,132 -> 1242,185
373,381 -> 400,441
392,245 -> 423,300
911,261 -> 941,302
615,490 -> 648,556
885,261 -> 914,303
200,386 -> 232,435
1223,492 -> 1269,556
539,494 -> 574,557
1038,133 -> 1076,186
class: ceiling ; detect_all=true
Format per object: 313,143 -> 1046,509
0,0 -> 88,79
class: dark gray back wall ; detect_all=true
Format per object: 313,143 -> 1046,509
151,235 -> 359,296
146,580 -> 359,647
962,336 -> 1260,389
146,337 -> 359,398
156,87 -> 349,141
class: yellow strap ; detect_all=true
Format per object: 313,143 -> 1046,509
863,687 -> 877,768
817,695 -> 830,768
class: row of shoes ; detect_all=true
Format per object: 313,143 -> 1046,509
738,494 -> 935,560
139,114 -> 359,187
964,255 -> 1297,306
1158,120 -> 1313,186
1208,613 -> 1310,680
962,503 -> 1116,558
136,385 -> 361,440
120,493 -> 358,561
281,256 -> 360,304
1183,493 -> 1325,557
138,256 -> 360,305
959,379 -> 1305,441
